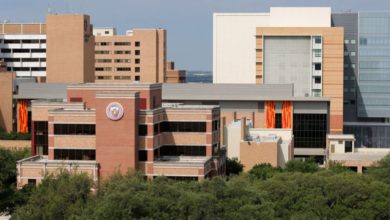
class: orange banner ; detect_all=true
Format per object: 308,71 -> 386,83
282,101 -> 292,129
266,101 -> 275,128
18,100 -> 28,133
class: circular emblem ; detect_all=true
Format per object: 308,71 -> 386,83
106,102 -> 124,121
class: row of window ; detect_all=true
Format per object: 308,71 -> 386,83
95,75 -> 140,81
3,58 -> 46,62
344,51 -> 357,57
95,41 -> 140,47
0,48 -> 45,53
95,50 -> 132,55
344,39 -> 357,44
138,121 -> 208,136
95,67 -> 141,72
0,39 -> 46,44
95,59 -> 131,63
7,67 -> 45,71
54,124 -> 96,135
54,149 -> 96,160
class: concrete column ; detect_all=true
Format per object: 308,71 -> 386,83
357,166 -> 363,174
241,117 -> 246,140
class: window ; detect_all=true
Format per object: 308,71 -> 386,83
95,50 -> 111,54
153,123 -> 159,135
135,41 -> 140,47
135,67 -> 140,72
350,100 -> 355,104
114,50 -> 131,54
13,49 -> 30,53
344,39 -> 350,44
114,59 -> 130,63
116,67 -> 131,71
70,97 -> 82,102
4,39 -> 21,44
212,120 -> 220,131
313,49 -> 322,58
139,124 -> 148,136
40,39 -> 46,44
114,42 -> 130,46
314,77 -> 321,84
344,63 -> 349,68
95,59 -> 112,63
28,179 -> 37,185
135,50 -> 141,55
54,149 -> 96,160
54,124 -> 96,135
31,67 -> 46,71
31,49 -> 46,53
314,63 -> 322,71
351,64 -> 356,69
105,31 -> 109,34
160,122 -> 207,133
1,49 -> 11,53
96,76 -> 112,80
344,51 -> 349,56
152,96 -> 156,108
275,114 -> 282,129
350,52 -> 356,56
138,150 -> 147,161
95,67 -> 112,71
96,42 -> 111,46
114,76 -> 131,80
350,39 -> 356,44
33,121 -> 48,155
314,37 -> 322,44
293,114 -> 327,148
159,145 -> 206,157
135,59 -> 140,64
22,39 -> 40,44
135,75 -> 140,81
360,38 -> 367,45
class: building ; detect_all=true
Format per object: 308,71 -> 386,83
165,61 -> 186,83
0,14 -> 95,83
226,118 -> 293,171
16,83 -> 225,187
94,27 -> 166,83
213,7 -> 344,136
0,23 -> 46,80
0,61 -> 15,132
332,12 -> 390,148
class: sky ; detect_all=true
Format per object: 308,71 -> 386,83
1,0 -> 390,71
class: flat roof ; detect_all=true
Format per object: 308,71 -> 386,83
162,83 -> 329,102
13,82 -> 67,100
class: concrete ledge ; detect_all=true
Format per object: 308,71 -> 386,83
0,140 -> 30,150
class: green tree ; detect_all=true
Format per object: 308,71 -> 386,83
226,157 -> 244,176
284,158 -> 319,173
366,153 -> 390,184
249,163 -> 281,180
0,148 -> 30,214
11,172 -> 92,220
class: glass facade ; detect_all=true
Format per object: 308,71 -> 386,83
293,114 -> 327,148
358,12 -> 390,118
344,124 -> 390,148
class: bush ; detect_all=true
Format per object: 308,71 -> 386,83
249,163 -> 282,180
0,129 -> 31,140
285,158 -> 319,173
226,157 -> 244,176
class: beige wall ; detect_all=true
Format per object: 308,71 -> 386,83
256,27 -> 344,134
46,14 -> 94,83
0,140 -> 30,149
1,24 -> 46,34
240,141 -> 278,171
0,72 -> 15,132
94,29 -> 167,83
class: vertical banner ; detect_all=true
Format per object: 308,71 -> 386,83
266,101 -> 275,128
282,101 -> 292,129
18,100 -> 29,133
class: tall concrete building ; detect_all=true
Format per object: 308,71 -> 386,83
0,15 -> 95,83
332,12 -> 390,148
213,7 -> 344,134
0,23 -> 46,80
46,14 -> 95,83
93,28 -> 166,83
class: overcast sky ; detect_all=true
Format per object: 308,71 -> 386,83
1,0 -> 390,71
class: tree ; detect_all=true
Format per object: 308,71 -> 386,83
249,163 -> 281,180
284,158 -> 319,173
11,172 -> 92,220
0,148 -> 30,214
226,157 -> 244,176
366,153 -> 390,184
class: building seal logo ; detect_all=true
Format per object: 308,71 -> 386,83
106,102 -> 124,121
